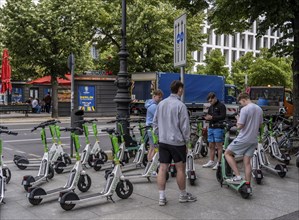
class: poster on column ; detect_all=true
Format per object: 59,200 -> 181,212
78,85 -> 96,111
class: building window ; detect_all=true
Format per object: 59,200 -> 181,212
207,28 -> 213,45
263,38 -> 268,48
223,35 -> 229,47
256,37 -> 261,50
239,51 -> 245,57
240,34 -> 245,49
197,51 -> 203,62
232,34 -> 237,48
232,50 -> 237,62
215,34 -> 221,46
270,38 -> 275,47
248,35 -> 253,50
223,49 -> 229,65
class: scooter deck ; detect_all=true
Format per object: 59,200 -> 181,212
47,187 -> 67,194
80,192 -> 103,200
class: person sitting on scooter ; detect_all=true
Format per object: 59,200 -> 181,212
225,93 -> 263,183
203,92 -> 226,170
145,89 -> 163,162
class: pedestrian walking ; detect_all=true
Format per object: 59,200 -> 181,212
153,80 -> 197,206
203,92 -> 226,170
225,93 -> 263,183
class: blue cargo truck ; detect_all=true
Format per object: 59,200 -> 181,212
130,72 -> 239,115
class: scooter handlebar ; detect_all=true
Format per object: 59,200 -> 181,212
0,125 -> 8,129
0,130 -> 18,135
31,120 -> 61,132
75,119 -> 98,124
60,127 -> 83,133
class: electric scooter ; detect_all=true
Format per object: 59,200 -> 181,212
54,120 -> 95,173
59,128 -> 133,211
216,122 -> 252,199
85,119 -> 108,166
263,117 -> 291,165
21,121 -> 58,192
251,129 -> 264,184
186,148 -> 197,185
117,129 -> 169,182
13,120 -> 61,170
255,129 -> 288,178
26,127 -> 92,205
0,126 -> 18,204
190,116 -> 208,158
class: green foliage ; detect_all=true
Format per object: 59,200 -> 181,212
96,0 -> 206,74
0,0 -> 103,80
230,50 -> 292,91
196,49 -> 229,78
248,59 -> 287,87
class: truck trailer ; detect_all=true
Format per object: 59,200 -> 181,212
130,72 -> 239,116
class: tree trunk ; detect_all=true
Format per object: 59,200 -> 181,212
293,11 -> 299,125
51,77 -> 59,119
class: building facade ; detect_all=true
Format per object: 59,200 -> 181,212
192,21 -> 287,72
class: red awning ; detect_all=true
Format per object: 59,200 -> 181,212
1,49 -> 12,93
28,74 -> 71,85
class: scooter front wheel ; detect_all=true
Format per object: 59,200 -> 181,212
47,165 -> 55,179
115,180 -> 133,199
239,184 -> 251,199
100,152 -> 108,162
77,174 -> 92,192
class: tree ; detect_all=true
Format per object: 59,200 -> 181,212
196,49 -> 229,77
230,50 -> 292,91
206,0 -> 299,122
95,0 -> 206,74
0,0 -> 104,117
230,52 -> 255,91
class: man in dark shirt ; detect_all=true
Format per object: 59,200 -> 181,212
43,92 -> 52,113
203,92 -> 226,170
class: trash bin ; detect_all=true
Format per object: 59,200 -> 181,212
71,109 -> 84,135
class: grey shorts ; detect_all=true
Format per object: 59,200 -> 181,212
227,140 -> 257,157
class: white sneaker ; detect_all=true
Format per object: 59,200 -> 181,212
212,162 -> 219,170
202,160 -> 215,168
226,176 -> 243,184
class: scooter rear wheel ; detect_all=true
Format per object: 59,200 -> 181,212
54,161 -> 66,174
115,180 -> 133,199
190,179 -> 195,186
3,168 -> 11,184
216,165 -> 223,184
94,159 -> 104,171
16,158 -> 29,170
77,174 -> 92,192
275,164 -> 287,178
60,192 -> 77,211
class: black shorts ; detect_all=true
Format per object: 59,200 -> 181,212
159,142 -> 186,164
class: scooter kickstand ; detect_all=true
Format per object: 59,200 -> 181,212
106,195 -> 115,203
147,177 -> 151,182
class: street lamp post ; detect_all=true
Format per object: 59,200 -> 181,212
114,0 -> 131,135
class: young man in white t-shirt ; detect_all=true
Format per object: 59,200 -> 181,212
224,93 -> 263,183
